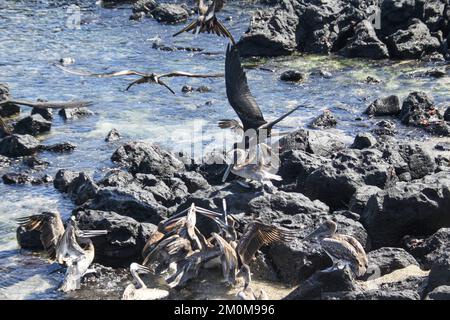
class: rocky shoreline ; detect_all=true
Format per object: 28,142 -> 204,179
10,109 -> 450,299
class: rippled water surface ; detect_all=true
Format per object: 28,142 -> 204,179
0,0 -> 449,299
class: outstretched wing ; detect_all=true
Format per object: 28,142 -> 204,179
17,212 -> 65,259
225,45 -> 266,132
56,64 -> 147,78
237,221 -> 295,264
173,19 -> 198,37
158,71 -> 224,79
7,99 -> 93,109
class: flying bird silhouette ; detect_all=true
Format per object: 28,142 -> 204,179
56,64 -> 224,95
173,0 -> 235,44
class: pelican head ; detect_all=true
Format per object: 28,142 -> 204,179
304,220 -> 337,241
130,263 -> 152,289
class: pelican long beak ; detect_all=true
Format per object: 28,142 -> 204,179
303,228 -> 324,241
137,264 -> 152,274
77,229 -> 108,238
260,105 -> 302,130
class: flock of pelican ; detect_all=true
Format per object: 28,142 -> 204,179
16,206 -> 368,299
11,0 -> 369,300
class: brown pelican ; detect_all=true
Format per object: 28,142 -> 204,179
173,0 -> 235,44
56,64 -> 224,95
143,234 -> 193,275
17,211 -> 65,260
229,144 -> 282,187
142,204 -> 223,274
211,232 -> 238,286
0,117 -> 11,136
18,214 -> 106,291
209,220 -> 294,289
221,44 -> 300,182
122,263 -> 169,300
236,222 -> 295,288
304,220 -> 368,278
0,98 -> 92,110
56,218 -> 107,292
164,248 -> 221,288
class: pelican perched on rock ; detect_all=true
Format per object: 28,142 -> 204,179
211,232 -> 238,286
17,211 -> 65,259
17,214 -> 106,291
173,0 -> 235,44
210,220 -> 294,289
164,247 -> 221,288
220,44 -> 300,182
304,220 -> 368,278
236,222 -> 295,288
141,204 -> 227,288
122,263 -> 169,300
56,64 -> 223,95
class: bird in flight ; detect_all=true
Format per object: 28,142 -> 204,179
220,44 -> 301,182
0,99 -> 92,109
221,44 -> 300,139
56,64 -> 224,95
173,0 -> 235,44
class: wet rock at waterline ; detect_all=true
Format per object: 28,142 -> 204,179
236,0 -> 450,61
40,142 -> 77,153
425,286 -> 450,300
444,107 -> 450,121
58,107 -> 94,120
151,4 -> 190,24
54,169 -> 79,192
66,172 -> 99,205
308,110 -> 337,129
31,107 -> 53,121
280,70 -> 306,82
2,172 -> 53,185
400,92 -> 441,126
365,96 -> 401,117
83,185 -> 168,224
105,128 -> 121,142
13,114 -> 51,136
0,134 -> 40,157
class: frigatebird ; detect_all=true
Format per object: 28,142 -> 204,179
56,64 -> 223,95
220,44 -> 300,182
173,0 -> 235,44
